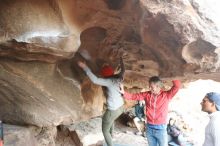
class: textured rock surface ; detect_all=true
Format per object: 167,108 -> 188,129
4,124 -> 77,146
4,124 -> 37,146
0,0 -> 220,128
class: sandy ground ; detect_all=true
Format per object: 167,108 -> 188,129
113,122 -> 148,146
71,116 -> 147,146
99,121 -> 148,146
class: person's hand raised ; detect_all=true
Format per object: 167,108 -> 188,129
78,61 -> 87,69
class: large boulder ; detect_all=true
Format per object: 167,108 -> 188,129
0,0 -> 220,127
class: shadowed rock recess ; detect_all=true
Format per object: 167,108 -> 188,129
1,0 -> 220,145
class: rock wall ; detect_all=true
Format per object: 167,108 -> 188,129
0,0 -> 220,128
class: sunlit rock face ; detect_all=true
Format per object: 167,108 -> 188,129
0,0 -> 220,127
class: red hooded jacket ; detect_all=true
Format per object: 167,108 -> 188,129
123,80 -> 181,125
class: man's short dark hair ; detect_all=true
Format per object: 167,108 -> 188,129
149,76 -> 161,83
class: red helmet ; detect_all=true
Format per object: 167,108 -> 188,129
100,65 -> 114,77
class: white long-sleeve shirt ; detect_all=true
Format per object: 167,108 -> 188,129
203,111 -> 220,146
83,67 -> 124,110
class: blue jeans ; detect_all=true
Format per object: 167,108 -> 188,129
146,124 -> 168,146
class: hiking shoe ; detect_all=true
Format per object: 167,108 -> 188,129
135,131 -> 143,136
